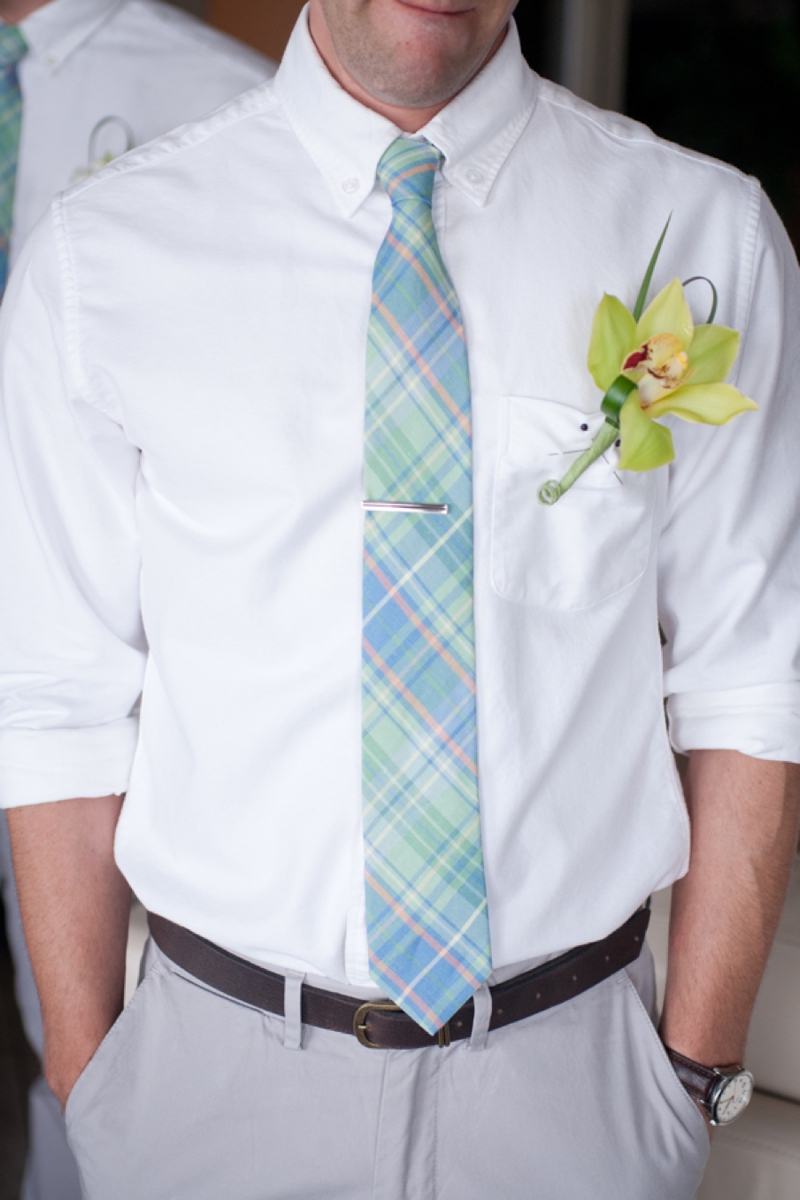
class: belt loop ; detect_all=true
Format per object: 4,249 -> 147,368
138,936 -> 156,986
283,970 -> 305,1050
468,983 -> 492,1052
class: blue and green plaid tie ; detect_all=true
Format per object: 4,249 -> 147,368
0,25 -> 26,295
362,138 -> 492,1035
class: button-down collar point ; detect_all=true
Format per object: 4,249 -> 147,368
342,177 -> 360,194
20,0 -> 123,75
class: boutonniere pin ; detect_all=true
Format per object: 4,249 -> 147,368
538,219 -> 758,505
70,116 -> 134,184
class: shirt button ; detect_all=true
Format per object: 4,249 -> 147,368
342,177 -> 360,194
466,167 -> 484,184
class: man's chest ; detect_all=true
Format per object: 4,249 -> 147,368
71,144 -> 739,601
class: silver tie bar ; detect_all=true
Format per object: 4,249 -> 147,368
362,501 -> 449,515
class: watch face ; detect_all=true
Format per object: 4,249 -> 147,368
712,1071 -> 755,1126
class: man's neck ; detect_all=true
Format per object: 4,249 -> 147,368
0,0 -> 50,24
308,5 -> 507,134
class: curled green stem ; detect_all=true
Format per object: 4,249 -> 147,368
538,420 -> 620,506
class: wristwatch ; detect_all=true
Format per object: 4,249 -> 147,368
665,1046 -> 755,1126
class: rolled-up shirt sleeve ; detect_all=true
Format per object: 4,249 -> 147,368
0,201 -> 145,807
659,188 -> 800,763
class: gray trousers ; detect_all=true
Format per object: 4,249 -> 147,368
0,812 -> 82,1200
65,938 -> 710,1200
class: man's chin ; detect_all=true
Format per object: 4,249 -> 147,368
351,17 -> 480,109
355,61 -> 470,109
315,0 -> 506,115
367,0 -> 476,54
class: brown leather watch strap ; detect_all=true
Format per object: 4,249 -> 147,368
664,1046 -> 742,1105
148,906 -> 650,1050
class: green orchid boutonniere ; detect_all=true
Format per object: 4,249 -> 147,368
539,220 -> 758,505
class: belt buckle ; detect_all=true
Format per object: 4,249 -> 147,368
354,1001 -> 402,1048
353,1001 -> 451,1049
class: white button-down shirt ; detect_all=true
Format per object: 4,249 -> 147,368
8,0 -> 273,261
0,11 -> 798,987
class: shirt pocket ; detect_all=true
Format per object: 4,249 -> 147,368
490,395 -> 658,611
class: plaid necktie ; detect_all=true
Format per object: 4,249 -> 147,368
0,25 -> 25,295
362,137 -> 492,1035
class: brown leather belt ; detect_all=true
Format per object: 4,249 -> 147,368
148,906 -> 650,1050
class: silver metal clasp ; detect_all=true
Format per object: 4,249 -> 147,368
362,501 -> 449,515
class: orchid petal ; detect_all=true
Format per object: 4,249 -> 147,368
646,381 -> 758,424
638,372 -> 677,407
635,278 -> 694,351
619,392 -> 675,471
686,324 -> 740,386
588,294 -> 637,390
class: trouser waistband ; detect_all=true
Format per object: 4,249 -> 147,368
147,906 -> 650,1050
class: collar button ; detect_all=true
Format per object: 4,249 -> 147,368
466,168 -> 484,185
342,177 -> 360,195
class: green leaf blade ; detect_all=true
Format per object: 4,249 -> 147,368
633,214 -> 672,322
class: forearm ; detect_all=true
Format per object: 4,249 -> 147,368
660,750 -> 800,1065
7,794 -> 130,1106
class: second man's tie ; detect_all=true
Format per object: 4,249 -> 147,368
0,25 -> 26,295
362,138 -> 492,1036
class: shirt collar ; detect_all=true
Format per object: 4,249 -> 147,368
275,4 -> 538,218
13,0 -> 123,73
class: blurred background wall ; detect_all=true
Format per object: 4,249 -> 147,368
173,0 -> 800,245
626,0 -> 800,246
204,0 -> 305,60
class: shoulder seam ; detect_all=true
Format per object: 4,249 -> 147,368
732,181 -> 766,389
736,181 -> 764,342
539,89 -> 750,184
51,198 -> 83,408
52,197 -> 116,420
62,82 -> 278,206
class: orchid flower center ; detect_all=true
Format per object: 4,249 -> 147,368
623,333 -> 690,407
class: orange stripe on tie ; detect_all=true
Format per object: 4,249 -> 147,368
363,636 -> 477,776
367,948 -> 441,1029
364,550 -> 476,695
371,296 -> 472,438
386,162 -> 437,199
366,872 -> 484,992
385,230 -> 465,338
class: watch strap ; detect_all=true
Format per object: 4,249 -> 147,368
664,1046 -> 741,1106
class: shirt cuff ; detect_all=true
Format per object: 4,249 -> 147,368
667,684 -> 800,763
0,718 -> 139,808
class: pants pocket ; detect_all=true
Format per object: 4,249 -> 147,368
64,949 -> 163,1132
622,969 -> 712,1156
436,970 -> 711,1200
